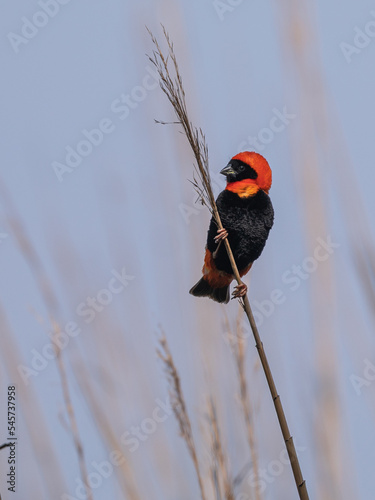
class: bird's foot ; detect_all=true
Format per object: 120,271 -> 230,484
214,228 -> 228,244
232,283 -> 248,299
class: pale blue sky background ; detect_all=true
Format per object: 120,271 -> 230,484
0,1 -> 375,499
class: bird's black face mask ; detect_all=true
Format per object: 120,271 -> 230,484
220,160 -> 258,183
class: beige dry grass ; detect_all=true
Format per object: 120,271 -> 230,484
157,334 -> 207,500
0,181 -> 93,500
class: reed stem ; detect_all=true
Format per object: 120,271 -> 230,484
148,26 -> 310,500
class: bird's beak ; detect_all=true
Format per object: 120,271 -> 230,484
220,164 -> 236,177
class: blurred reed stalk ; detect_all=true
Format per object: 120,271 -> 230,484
72,358 -> 142,500
206,396 -> 235,500
0,182 -> 93,500
224,310 -> 261,500
157,335 -> 207,500
0,306 -> 66,498
148,26 -> 309,500
52,321 -> 94,500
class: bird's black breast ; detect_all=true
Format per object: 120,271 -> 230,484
207,190 -> 274,274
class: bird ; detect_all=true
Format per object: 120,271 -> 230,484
189,151 -> 274,303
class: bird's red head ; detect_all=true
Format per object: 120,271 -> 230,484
220,152 -> 272,197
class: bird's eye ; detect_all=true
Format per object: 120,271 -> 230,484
239,165 -> 245,172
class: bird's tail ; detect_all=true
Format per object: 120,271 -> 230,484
189,277 -> 230,304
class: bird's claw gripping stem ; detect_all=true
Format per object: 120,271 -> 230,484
214,228 -> 228,243
213,228 -> 228,259
232,283 -> 248,299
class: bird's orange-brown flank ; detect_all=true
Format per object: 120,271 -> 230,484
202,248 -> 252,289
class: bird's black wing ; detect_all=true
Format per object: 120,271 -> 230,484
206,191 -> 229,255
206,191 -> 239,272
263,197 -> 274,230
207,190 -> 274,274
